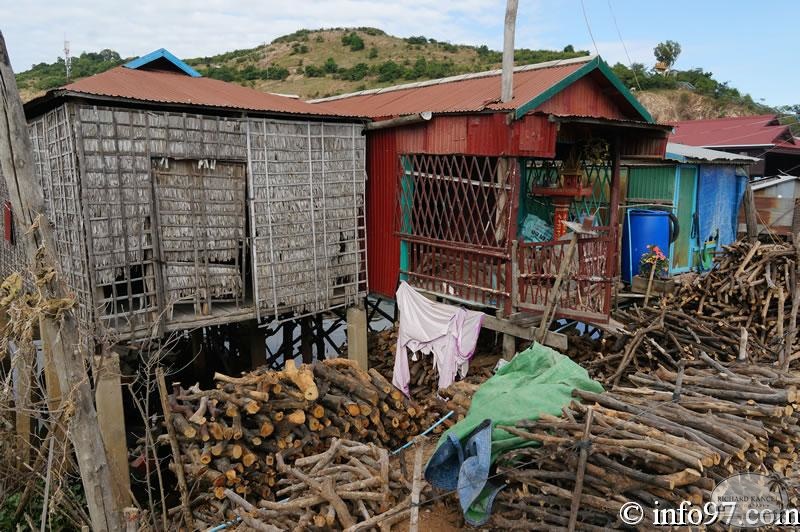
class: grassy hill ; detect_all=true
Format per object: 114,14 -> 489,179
14,27 -> 774,121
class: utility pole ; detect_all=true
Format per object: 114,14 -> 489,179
0,30 -> 121,531
501,0 -> 519,103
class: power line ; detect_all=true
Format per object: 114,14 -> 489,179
580,0 -> 600,56
607,0 -> 640,91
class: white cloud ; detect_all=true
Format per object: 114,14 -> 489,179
0,0 -> 511,70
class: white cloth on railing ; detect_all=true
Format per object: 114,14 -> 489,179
392,282 -> 485,396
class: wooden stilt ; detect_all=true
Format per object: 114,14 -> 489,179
347,304 -> 368,370
95,351 -> 132,508
191,328 -> 206,373
248,320 -> 267,369
315,314 -> 325,359
301,317 -> 313,364
12,342 -> 32,466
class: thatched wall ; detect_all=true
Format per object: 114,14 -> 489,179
74,105 -> 248,334
153,158 -> 246,307
0,100 -> 368,337
247,120 -> 367,320
0,105 -> 92,327
0,173 -> 26,280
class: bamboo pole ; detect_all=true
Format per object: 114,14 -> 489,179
156,368 -> 194,530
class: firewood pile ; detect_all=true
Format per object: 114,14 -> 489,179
162,357 -> 449,520
215,439 -> 415,531
570,240 -> 800,384
492,359 -> 800,530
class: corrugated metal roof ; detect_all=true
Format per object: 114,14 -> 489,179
48,66 -> 358,117
665,142 -> 760,164
308,56 -> 594,118
670,115 -> 796,148
751,174 -> 800,191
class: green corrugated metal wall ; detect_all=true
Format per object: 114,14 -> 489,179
627,166 -> 675,202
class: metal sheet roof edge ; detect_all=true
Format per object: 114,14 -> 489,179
24,89 -> 366,122
308,55 -> 597,103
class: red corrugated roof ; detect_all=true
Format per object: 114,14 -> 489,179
670,115 -> 794,147
56,66 -> 357,117
310,58 -> 591,118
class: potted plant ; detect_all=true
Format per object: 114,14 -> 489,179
639,244 -> 669,279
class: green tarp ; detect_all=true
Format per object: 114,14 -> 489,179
439,342 -> 604,459
430,342 -> 604,523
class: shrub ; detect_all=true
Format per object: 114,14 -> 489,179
305,65 -> 325,77
341,32 -> 365,51
323,57 -> 338,74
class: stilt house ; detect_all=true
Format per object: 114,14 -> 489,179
313,56 -> 672,325
1,49 -> 368,340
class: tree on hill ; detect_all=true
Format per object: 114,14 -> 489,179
654,40 -> 681,71
341,32 -> 365,52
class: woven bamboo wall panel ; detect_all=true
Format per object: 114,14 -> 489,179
28,105 -> 93,326
247,120 -> 367,320
153,158 -> 246,308
76,105 -> 248,333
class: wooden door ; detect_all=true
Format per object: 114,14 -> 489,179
152,158 -> 246,315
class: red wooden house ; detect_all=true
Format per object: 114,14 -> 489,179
313,56 -> 672,326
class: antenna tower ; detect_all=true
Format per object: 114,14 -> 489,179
64,38 -> 71,81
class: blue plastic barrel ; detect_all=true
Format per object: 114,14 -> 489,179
622,209 -> 671,283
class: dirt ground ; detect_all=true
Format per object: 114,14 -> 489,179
396,501 -> 465,532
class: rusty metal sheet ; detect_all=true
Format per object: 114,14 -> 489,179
57,66 -> 357,117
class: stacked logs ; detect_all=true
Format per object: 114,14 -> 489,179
570,240 -> 800,385
491,359 -> 800,530
164,358 -> 449,511
218,439 -> 414,532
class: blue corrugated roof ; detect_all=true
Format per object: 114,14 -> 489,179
124,48 -> 201,78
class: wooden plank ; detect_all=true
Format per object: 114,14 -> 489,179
482,314 -> 568,350
743,183 -> 758,241
536,232 -> 578,343
0,31 -> 122,531
94,351 -> 132,508
346,304 -> 369,369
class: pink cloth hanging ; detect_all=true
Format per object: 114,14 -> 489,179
392,282 -> 485,397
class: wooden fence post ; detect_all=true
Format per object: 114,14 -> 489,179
743,183 -> 758,241
0,31 -> 121,530
95,351 -> 132,508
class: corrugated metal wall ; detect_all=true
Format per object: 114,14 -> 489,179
627,166 -> 675,202
536,75 -> 628,120
366,130 -> 401,298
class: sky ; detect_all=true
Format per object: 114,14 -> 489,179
0,1 -> 797,107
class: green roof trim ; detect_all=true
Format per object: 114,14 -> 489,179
514,57 -> 654,123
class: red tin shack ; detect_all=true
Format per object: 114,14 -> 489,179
313,56 -> 672,328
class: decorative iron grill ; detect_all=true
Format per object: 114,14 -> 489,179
397,154 -> 516,307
